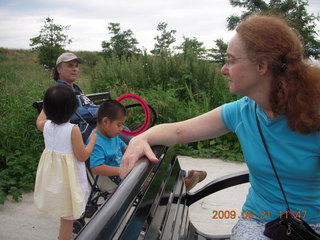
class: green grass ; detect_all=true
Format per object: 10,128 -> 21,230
0,48 -> 243,203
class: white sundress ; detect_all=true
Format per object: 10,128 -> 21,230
34,121 -> 89,219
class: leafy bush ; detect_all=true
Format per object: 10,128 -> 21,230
0,48 -> 243,203
91,52 -> 243,161
0,48 -> 52,203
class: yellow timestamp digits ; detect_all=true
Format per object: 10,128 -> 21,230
211,210 -> 272,220
241,210 -> 271,219
279,210 -> 307,219
212,210 -> 308,220
211,210 -> 238,219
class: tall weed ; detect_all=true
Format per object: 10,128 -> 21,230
0,48 -> 52,203
92,53 -> 243,161
0,48 -> 244,203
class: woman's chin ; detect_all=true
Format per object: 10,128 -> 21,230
229,85 -> 236,94
229,83 -> 241,95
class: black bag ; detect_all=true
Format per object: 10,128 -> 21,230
255,104 -> 320,240
78,121 -> 94,143
264,212 -> 320,240
75,112 -> 94,143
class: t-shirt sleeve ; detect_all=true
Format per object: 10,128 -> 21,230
90,143 -> 106,169
221,97 -> 246,132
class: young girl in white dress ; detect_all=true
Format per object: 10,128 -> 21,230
34,84 -> 97,240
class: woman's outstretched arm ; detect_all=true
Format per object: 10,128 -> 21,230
120,106 -> 229,178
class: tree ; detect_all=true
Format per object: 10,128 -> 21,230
176,37 -> 207,59
151,22 -> 176,56
101,22 -> 140,59
30,17 -> 72,68
207,39 -> 228,63
227,0 -> 320,59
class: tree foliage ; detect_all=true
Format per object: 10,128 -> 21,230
176,37 -> 207,59
227,0 -> 320,59
101,22 -> 140,59
30,17 -> 72,68
208,39 -> 228,63
151,22 -> 177,56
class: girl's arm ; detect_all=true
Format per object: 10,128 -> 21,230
91,165 -> 119,176
71,126 -> 97,162
36,110 -> 47,132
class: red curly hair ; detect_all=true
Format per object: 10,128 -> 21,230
236,14 -> 320,134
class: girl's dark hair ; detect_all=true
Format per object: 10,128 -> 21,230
237,14 -> 320,134
97,100 -> 127,123
43,84 -> 78,124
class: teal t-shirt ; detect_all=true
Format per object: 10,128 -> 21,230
89,131 -> 126,169
221,97 -> 320,223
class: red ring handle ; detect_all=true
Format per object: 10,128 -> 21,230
116,94 -> 151,136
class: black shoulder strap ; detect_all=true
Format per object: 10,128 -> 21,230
255,104 -> 291,211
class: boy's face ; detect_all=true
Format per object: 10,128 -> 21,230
99,115 -> 126,138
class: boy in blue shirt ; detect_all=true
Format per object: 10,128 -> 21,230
89,100 -> 127,192
89,99 -> 207,192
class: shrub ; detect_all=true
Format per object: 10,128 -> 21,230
91,53 -> 243,161
0,49 -> 51,203
0,48 -> 244,203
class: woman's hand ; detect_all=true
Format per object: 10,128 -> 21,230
119,136 -> 159,179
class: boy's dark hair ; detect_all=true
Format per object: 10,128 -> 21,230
43,84 -> 78,124
97,99 -> 127,123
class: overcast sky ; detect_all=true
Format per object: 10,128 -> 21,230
0,0 -> 319,52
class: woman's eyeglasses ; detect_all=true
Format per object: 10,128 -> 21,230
224,57 -> 249,67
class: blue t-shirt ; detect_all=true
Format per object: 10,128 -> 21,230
221,97 -> 320,223
89,131 -> 126,170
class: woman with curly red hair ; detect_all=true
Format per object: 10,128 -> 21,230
120,14 -> 320,239
236,15 -> 320,134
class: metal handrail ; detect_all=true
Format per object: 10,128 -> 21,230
75,146 -> 167,240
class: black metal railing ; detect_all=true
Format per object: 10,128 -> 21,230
75,146 -> 168,240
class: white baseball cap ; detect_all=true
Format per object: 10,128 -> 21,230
56,52 -> 84,66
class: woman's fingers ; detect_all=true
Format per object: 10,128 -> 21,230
120,143 -> 158,179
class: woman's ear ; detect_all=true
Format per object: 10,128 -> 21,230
256,59 -> 268,76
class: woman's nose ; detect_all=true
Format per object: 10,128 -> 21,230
220,64 -> 228,76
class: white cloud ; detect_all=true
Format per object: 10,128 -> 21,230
0,0 -> 318,52
0,0 -> 240,51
